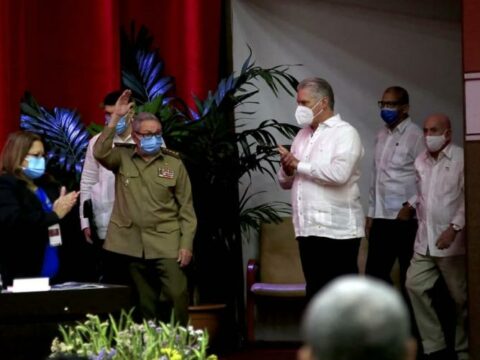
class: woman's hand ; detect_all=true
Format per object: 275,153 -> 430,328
53,186 -> 79,219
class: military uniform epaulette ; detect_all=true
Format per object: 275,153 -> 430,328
161,148 -> 181,159
114,142 -> 136,148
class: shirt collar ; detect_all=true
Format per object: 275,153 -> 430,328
132,148 -> 164,161
439,142 -> 453,160
321,114 -> 341,127
426,142 -> 453,162
113,132 -> 133,143
387,117 -> 411,134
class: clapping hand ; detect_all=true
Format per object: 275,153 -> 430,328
278,145 -> 299,176
53,186 -> 79,219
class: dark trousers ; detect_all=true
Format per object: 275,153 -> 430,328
365,218 -> 420,340
101,250 -> 134,286
298,236 -> 361,300
101,251 -> 189,325
91,238 -> 105,282
130,258 -> 189,325
365,218 -> 417,289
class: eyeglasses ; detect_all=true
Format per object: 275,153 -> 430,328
134,131 -> 162,139
377,101 -> 405,109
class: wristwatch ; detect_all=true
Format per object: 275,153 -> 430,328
450,224 -> 462,233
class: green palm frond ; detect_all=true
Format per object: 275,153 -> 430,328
121,23 -> 174,104
237,119 -> 299,180
190,46 -> 299,120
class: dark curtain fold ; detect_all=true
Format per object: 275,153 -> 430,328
0,0 -> 222,147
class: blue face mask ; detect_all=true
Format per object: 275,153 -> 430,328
23,155 -> 46,179
115,116 -> 129,135
380,108 -> 399,124
140,135 -> 164,155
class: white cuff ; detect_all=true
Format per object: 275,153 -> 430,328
296,162 -> 311,175
407,195 -> 418,209
80,217 -> 90,230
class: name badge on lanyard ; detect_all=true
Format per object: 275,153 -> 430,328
48,224 -> 62,246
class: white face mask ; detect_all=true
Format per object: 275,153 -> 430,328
425,134 -> 447,152
295,99 -> 323,127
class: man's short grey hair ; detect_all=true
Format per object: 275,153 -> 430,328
297,77 -> 335,110
302,275 -> 410,360
132,112 -> 161,132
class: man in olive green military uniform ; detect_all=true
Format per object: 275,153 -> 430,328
93,90 -> 197,325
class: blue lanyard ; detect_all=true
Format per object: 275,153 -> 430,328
34,187 -> 53,213
34,187 -> 59,278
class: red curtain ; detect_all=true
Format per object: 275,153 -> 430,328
0,0 -> 27,148
0,0 -> 222,148
119,0 -> 222,106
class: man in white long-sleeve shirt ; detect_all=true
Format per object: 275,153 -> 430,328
405,114 -> 468,360
79,91 -> 135,279
278,77 -> 365,299
365,86 -> 424,292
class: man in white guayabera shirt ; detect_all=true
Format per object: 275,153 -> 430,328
365,86 -> 425,295
405,113 -> 468,360
278,77 -> 365,300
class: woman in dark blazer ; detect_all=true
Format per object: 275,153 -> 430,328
0,131 -> 78,288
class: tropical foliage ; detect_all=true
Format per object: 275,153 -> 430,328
120,24 -> 174,105
164,48 -> 299,233
49,311 -> 217,360
20,92 -> 90,186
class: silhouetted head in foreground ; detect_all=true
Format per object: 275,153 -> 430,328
299,275 -> 416,360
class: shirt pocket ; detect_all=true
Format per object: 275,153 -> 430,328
118,168 -> 139,192
441,163 -> 461,194
155,222 -> 181,250
110,215 -> 133,228
153,176 -> 176,203
391,145 -> 410,167
306,201 -> 332,228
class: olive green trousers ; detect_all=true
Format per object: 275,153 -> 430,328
129,258 -> 189,325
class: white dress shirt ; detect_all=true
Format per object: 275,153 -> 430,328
79,132 -> 135,239
368,118 -> 424,219
278,114 -> 365,239
411,143 -> 465,257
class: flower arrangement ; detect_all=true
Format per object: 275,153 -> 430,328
49,311 -> 217,360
